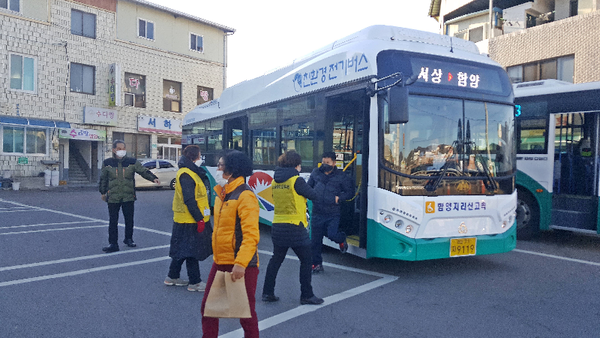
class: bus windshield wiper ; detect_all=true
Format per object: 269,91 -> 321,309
424,140 -> 458,193
424,159 -> 453,192
475,156 -> 498,193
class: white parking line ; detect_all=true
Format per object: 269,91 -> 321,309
0,256 -> 170,287
0,224 -> 107,236
0,199 -> 170,236
0,245 -> 170,272
513,249 -> 600,267
218,250 -> 399,338
1,220 -> 102,230
1,198 -> 396,337
0,209 -> 45,213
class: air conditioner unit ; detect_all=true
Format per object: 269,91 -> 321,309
125,93 -> 134,106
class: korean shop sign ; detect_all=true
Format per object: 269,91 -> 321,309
84,107 -> 118,126
137,116 -> 182,135
59,128 -> 106,141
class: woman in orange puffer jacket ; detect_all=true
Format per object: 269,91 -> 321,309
201,150 -> 260,338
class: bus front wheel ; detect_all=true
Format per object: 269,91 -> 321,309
516,189 -> 539,240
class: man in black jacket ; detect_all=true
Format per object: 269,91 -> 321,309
307,151 -> 353,273
99,140 -> 159,253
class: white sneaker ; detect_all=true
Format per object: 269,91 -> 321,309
164,277 -> 188,286
187,282 -> 206,292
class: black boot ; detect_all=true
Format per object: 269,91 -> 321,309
102,244 -> 119,253
123,239 -> 136,248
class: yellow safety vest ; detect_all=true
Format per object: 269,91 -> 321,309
272,176 -> 307,226
172,167 -> 210,223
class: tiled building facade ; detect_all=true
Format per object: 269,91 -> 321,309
489,9 -> 600,84
1,0 -> 233,185
429,0 -> 600,84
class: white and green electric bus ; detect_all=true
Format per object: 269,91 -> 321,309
183,25 -> 517,260
514,80 -> 600,238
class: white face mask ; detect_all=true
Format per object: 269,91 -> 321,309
116,150 -> 126,158
215,171 -> 228,187
195,159 -> 204,167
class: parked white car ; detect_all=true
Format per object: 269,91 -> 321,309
135,159 -> 178,190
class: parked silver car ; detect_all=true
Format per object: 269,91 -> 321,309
135,159 -> 178,190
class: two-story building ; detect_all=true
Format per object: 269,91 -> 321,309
1,0 -> 234,187
429,0 -> 600,84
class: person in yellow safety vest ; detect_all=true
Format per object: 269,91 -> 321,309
164,145 -> 212,292
261,150 -> 325,305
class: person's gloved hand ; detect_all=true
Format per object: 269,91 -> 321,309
197,219 -> 205,233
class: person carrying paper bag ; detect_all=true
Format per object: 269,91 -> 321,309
201,151 -> 260,338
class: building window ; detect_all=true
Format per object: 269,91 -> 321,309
570,0 -> 578,16
197,86 -> 213,105
0,0 -> 20,12
124,73 -> 146,108
113,132 -> 150,159
163,80 -> 182,112
190,33 -> 204,53
10,54 -> 35,92
71,9 -> 96,38
70,63 -> 95,94
506,55 -> 574,84
138,19 -> 154,40
468,26 -> 484,43
2,126 -> 47,154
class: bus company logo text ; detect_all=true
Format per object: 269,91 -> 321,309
516,156 -> 548,161
425,201 -> 487,214
293,53 -> 369,92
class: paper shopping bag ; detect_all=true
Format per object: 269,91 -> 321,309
204,271 -> 251,318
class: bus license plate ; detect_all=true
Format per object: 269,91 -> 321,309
450,237 -> 477,257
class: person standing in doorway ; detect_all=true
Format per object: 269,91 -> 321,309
262,150 -> 324,305
99,140 -> 159,253
308,151 -> 353,273
165,145 -> 212,292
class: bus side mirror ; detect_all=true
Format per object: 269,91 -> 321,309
388,86 -> 409,124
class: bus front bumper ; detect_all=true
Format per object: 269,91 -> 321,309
366,219 -> 517,261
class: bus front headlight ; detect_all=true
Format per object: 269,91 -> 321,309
395,220 -> 403,228
383,214 -> 392,224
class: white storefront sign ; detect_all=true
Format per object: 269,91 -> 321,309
59,128 -> 106,141
137,115 -> 182,135
84,107 -> 118,126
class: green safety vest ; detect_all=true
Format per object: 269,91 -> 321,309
272,176 -> 307,227
172,167 -> 210,223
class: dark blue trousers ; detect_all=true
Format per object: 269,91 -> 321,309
311,214 -> 346,266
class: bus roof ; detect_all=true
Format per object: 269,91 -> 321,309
184,25 -> 499,126
514,80 -> 600,98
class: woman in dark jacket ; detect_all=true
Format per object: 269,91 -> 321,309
164,145 -> 212,292
261,150 -> 324,305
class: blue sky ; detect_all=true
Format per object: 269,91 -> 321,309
148,0 -> 440,87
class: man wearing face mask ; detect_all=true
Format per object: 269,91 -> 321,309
307,151 -> 353,273
99,140 -> 160,253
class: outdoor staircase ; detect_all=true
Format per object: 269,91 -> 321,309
68,148 -> 91,186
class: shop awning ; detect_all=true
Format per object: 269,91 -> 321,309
0,116 -> 71,128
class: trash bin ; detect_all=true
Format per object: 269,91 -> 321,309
12,182 -> 20,191
44,169 -> 52,186
51,169 -> 59,187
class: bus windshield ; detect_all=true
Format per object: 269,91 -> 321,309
381,95 -> 516,196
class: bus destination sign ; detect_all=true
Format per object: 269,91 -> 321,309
410,57 -> 505,94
